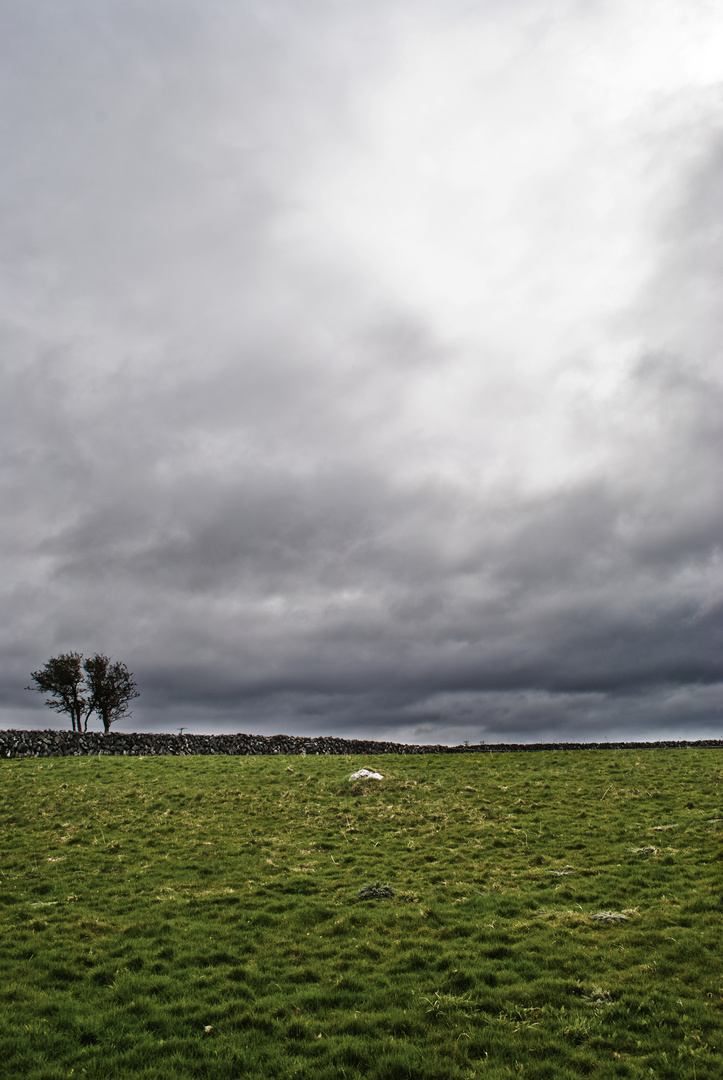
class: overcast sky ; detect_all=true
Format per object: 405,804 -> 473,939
2,0 -> 722,743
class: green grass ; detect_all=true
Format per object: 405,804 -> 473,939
0,748 -> 721,1079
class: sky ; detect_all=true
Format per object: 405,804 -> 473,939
2,0 -> 722,744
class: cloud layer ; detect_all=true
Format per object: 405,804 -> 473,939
3,0 -> 722,741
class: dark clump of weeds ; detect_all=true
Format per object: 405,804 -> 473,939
358,881 -> 396,900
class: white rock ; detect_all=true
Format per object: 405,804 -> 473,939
349,768 -> 384,781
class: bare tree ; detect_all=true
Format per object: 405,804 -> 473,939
83,653 -> 140,733
27,652 -> 90,731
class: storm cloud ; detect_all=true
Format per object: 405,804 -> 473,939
2,0 -> 722,742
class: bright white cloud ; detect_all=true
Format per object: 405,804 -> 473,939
291,0 -> 723,494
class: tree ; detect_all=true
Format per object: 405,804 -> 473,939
27,652 -> 140,732
27,652 -> 90,731
83,653 -> 140,733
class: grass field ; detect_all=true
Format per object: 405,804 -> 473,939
0,748 -> 721,1079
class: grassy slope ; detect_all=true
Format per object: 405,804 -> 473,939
0,749 -> 721,1079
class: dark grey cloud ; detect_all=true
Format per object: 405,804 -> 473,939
3,0 -> 722,741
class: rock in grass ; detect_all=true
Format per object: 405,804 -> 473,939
590,911 -> 631,922
349,768 -> 384,781
358,881 -> 395,900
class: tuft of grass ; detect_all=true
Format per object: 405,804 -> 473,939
358,881 -> 396,899
1,747 -> 722,1078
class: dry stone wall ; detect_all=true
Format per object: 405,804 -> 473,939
1,729 -> 721,758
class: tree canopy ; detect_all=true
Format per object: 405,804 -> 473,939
27,653 -> 139,732
84,653 -> 140,733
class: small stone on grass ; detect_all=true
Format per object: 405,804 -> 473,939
350,768 -> 384,781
